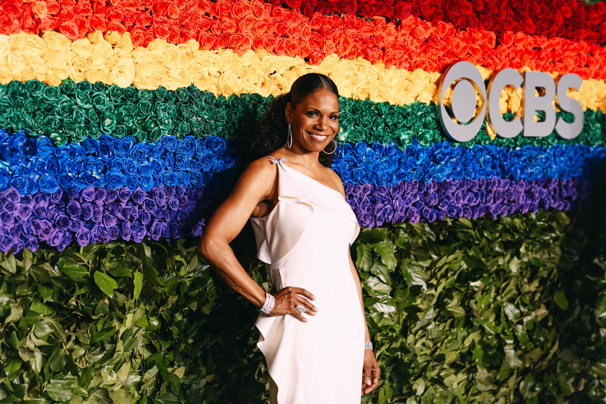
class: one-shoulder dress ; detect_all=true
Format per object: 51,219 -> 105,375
250,157 -> 365,404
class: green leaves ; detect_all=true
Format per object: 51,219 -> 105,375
0,207 -> 605,402
93,272 -> 118,296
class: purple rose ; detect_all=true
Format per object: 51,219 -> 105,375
140,211 -> 152,225
407,207 -> 420,223
69,218 -> 83,232
106,189 -> 119,203
97,226 -> 112,243
461,206 -> 472,218
56,215 -> 70,229
150,220 -> 164,240
92,204 -> 103,223
119,221 -> 132,241
24,236 -> 39,252
67,200 -> 82,217
168,198 -> 180,211
5,188 -> 20,204
151,188 -> 167,207
102,212 -> 118,228
132,189 -> 147,205
17,205 -> 33,221
132,221 -> 146,242
81,187 -> 95,202
48,229 -> 64,247
94,189 -> 106,203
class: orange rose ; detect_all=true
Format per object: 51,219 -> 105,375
274,37 -> 288,56
57,8 -> 76,22
232,1 -> 253,19
58,21 -> 80,41
152,23 -> 171,39
32,1 -> 48,19
107,21 -> 127,34
74,16 -> 89,33
136,11 -> 153,27
74,3 -> 93,16
221,17 -> 237,33
238,14 -> 256,32
46,1 -> 61,15
251,0 -> 265,18
213,0 -> 232,17
39,17 -> 60,32
130,27 -> 147,47
199,32 -> 216,50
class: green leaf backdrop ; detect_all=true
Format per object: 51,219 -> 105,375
1,194 -> 605,402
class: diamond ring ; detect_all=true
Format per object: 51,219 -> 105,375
295,304 -> 306,313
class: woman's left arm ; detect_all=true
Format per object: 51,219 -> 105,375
348,250 -> 381,395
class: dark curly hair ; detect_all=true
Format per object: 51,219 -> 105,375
248,73 -> 339,167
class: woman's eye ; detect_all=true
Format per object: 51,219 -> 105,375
306,111 -> 318,117
330,115 -> 339,120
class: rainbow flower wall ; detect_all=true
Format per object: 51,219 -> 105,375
0,0 -> 605,402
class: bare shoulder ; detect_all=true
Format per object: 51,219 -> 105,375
237,156 -> 279,192
324,166 -> 346,196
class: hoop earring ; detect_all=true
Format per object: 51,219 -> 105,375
322,139 -> 337,155
287,124 -> 293,148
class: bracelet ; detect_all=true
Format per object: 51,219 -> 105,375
259,292 -> 275,315
364,341 -> 373,350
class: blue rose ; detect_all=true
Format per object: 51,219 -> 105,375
126,175 -> 139,191
39,175 -> 60,193
140,176 -> 154,191
204,136 -> 227,155
106,172 -> 126,188
109,158 -> 125,172
162,135 -> 178,152
130,143 -> 150,163
98,135 -> 117,162
161,170 -> 179,187
178,136 -> 197,157
117,136 -> 136,157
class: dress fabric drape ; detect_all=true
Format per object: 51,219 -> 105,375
250,157 -> 365,404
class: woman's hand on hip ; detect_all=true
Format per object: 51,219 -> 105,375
362,349 -> 380,395
270,287 -> 317,322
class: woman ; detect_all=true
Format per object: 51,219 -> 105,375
198,73 -> 380,403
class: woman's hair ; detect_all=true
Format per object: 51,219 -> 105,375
248,73 -> 339,167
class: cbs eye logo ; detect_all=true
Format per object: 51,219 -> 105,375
438,61 -> 584,143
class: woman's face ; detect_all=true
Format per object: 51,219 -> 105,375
285,88 -> 339,154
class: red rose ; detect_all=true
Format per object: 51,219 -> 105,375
213,0 -> 232,17
136,11 -> 153,27
285,38 -> 298,55
32,1 -> 48,19
39,16 -> 59,31
74,16 -> 89,33
198,15 -> 213,31
322,39 -> 336,55
275,21 -> 288,37
252,36 -> 264,50
165,3 -> 179,19
107,21 -> 126,34
210,19 -> 222,35
393,3 -> 412,19
229,33 -> 245,49
301,3 -> 314,18
307,50 -> 325,65
58,20 -> 80,41
274,37 -> 288,55
287,22 -> 303,38
251,0 -> 265,18
46,1 -> 61,15
337,30 -> 355,54
107,8 -> 124,22
89,14 -> 107,32
309,33 -> 323,50
93,3 -> 110,15
214,33 -> 229,49
122,1 -> 142,10
59,0 -> 77,7
19,4 -> 38,32
199,32 -> 216,49
221,17 -> 237,33
238,14 -> 256,32
284,0 -> 302,8
152,23 -> 171,39
74,3 -> 93,16
57,7 -> 76,22
232,1 -> 252,19
168,25 -> 180,43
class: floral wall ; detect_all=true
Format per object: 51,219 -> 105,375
0,0 -> 605,402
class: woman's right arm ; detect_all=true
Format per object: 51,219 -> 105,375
197,159 -> 317,321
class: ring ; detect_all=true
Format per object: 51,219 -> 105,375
295,305 -> 306,313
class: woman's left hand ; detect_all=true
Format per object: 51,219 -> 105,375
361,349 -> 380,395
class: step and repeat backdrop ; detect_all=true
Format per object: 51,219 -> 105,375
0,0 -> 605,402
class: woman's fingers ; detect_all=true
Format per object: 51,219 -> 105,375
272,286 -> 317,320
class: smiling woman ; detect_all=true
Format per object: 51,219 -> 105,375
198,73 -> 380,403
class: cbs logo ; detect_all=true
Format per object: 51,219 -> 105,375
438,61 -> 584,143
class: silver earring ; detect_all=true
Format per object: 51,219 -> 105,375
287,124 -> 293,148
322,140 -> 337,155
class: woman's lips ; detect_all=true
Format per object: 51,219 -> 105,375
307,132 -> 330,142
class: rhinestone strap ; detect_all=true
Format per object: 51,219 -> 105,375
364,341 -> 373,350
259,292 -> 275,315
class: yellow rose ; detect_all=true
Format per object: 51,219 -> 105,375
69,55 -> 90,82
86,63 -> 111,85
72,39 -> 94,59
219,70 -> 242,95
177,44 -> 194,69
42,31 -> 71,50
109,56 -> 136,88
90,41 -> 113,66
0,35 -> 9,59
103,31 -> 122,46
8,51 -> 31,81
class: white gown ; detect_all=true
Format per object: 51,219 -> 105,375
250,157 -> 365,404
